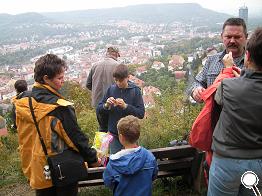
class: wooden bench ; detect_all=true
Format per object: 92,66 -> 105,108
79,145 -> 204,191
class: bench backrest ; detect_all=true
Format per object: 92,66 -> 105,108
152,145 -> 200,177
151,145 -> 196,159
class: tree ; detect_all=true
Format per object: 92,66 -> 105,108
128,64 -> 143,75
139,67 -> 176,91
60,81 -> 99,137
139,84 -> 202,149
60,81 -> 92,114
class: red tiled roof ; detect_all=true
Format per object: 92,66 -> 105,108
169,55 -> 185,67
174,71 -> 186,79
143,86 -> 161,95
129,75 -> 145,88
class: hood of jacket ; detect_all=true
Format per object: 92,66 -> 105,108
14,82 -> 73,123
109,147 -> 148,175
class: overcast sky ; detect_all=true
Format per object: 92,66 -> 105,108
1,0 -> 262,17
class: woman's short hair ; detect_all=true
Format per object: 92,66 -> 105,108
34,54 -> 67,84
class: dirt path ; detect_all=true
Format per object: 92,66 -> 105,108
0,183 -> 35,196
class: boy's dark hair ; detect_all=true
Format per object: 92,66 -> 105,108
222,17 -> 248,37
117,115 -> 140,144
34,54 -> 67,84
113,64 -> 129,80
246,27 -> 262,68
14,80 -> 28,94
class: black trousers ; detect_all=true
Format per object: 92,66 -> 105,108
96,109 -> 108,132
35,183 -> 78,196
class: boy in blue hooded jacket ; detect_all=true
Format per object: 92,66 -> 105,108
103,115 -> 158,196
97,64 -> 145,154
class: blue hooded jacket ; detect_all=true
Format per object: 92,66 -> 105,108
97,81 -> 145,135
103,147 -> 158,196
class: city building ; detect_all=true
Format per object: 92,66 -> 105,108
239,5 -> 248,26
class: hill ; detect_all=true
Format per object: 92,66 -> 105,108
0,12 -> 57,44
0,3 -> 261,44
0,3 -> 232,44
0,12 -> 50,25
43,3 -> 231,25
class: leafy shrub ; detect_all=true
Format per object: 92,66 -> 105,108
77,109 -> 99,141
139,88 -> 201,149
0,134 -> 25,187
61,81 -> 92,114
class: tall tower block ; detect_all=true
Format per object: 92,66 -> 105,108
239,5 -> 248,26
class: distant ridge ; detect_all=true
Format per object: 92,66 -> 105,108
0,12 -> 51,26
0,3 -> 261,44
43,3 -> 231,24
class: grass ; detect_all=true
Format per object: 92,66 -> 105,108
0,133 -> 26,188
0,134 -> 207,195
78,177 -> 207,196
0,177 -> 207,196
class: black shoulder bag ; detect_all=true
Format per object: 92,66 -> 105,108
29,95 -> 88,187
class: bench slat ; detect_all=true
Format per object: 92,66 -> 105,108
158,157 -> 194,171
79,145 -> 203,190
151,145 -> 196,159
83,157 -> 195,182
157,169 -> 190,178
79,179 -> 104,187
85,167 -> 105,180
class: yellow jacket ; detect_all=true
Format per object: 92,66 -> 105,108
14,82 -> 97,189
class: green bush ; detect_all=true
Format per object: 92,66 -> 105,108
139,89 -> 201,149
77,109 -> 99,141
0,134 -> 26,187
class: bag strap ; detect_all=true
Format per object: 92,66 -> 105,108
28,94 -> 49,158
